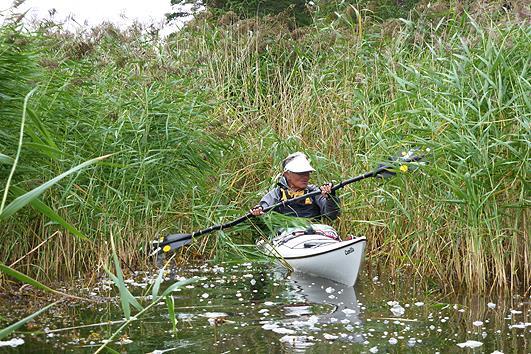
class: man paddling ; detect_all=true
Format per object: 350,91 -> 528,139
250,152 -> 340,220
156,149 -> 425,255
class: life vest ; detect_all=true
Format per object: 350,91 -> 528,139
280,188 -> 313,205
276,186 -> 321,218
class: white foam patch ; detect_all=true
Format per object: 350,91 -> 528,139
390,304 -> 405,317
262,323 -> 278,330
342,308 -> 357,315
272,327 -> 296,334
456,340 -> 483,348
285,306 -> 312,317
291,315 -> 319,329
323,333 -> 338,340
0,338 -> 24,348
509,322 -> 530,329
201,312 -> 228,318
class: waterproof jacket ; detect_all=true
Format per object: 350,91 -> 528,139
258,176 -> 340,220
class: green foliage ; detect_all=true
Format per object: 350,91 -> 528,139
165,295 -> 177,334
9,186 -> 89,241
1,153 -> 112,220
312,0 -> 422,21
104,235 -> 143,320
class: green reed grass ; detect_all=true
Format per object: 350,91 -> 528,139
0,1 -> 528,292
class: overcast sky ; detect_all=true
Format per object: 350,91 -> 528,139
0,0 -> 194,34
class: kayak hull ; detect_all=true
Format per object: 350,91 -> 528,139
258,227 -> 366,286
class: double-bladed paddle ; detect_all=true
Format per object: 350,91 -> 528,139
151,149 -> 426,256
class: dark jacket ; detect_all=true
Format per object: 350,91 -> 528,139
257,176 -> 340,220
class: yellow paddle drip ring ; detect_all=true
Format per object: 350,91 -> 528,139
163,245 -> 171,253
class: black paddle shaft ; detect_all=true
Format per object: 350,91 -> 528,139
157,153 -> 423,251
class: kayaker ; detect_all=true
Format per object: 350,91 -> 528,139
250,152 -> 340,220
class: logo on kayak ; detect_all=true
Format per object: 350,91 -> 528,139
344,247 -> 355,255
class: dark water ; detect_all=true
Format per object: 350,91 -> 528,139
0,262 -> 529,353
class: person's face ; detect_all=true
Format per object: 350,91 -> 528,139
285,171 -> 311,190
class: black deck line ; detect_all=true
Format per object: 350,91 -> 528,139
281,237 -> 367,260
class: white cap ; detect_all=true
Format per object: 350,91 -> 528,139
283,152 -> 315,173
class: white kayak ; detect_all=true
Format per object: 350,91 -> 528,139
257,224 -> 367,286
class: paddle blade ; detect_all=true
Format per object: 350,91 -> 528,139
163,233 -> 193,246
163,237 -> 193,252
375,165 -> 396,179
375,148 -> 426,178
151,233 -> 193,256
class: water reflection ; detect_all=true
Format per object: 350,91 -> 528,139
286,272 -> 361,325
262,270 -> 365,351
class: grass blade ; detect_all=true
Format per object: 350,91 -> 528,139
93,276 -> 196,354
0,262 -> 57,294
105,235 -> 143,320
165,295 -> 176,334
0,153 -> 14,165
0,263 -> 89,301
104,269 -> 143,314
103,346 -> 121,354
0,87 -> 37,214
0,301 -> 59,340
161,278 -> 197,297
110,235 -> 143,312
0,153 -> 112,220
23,142 -> 63,159
151,267 -> 165,299
9,186 -> 90,241
104,268 -> 131,320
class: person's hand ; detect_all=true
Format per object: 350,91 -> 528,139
320,182 -> 333,198
250,205 -> 264,216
